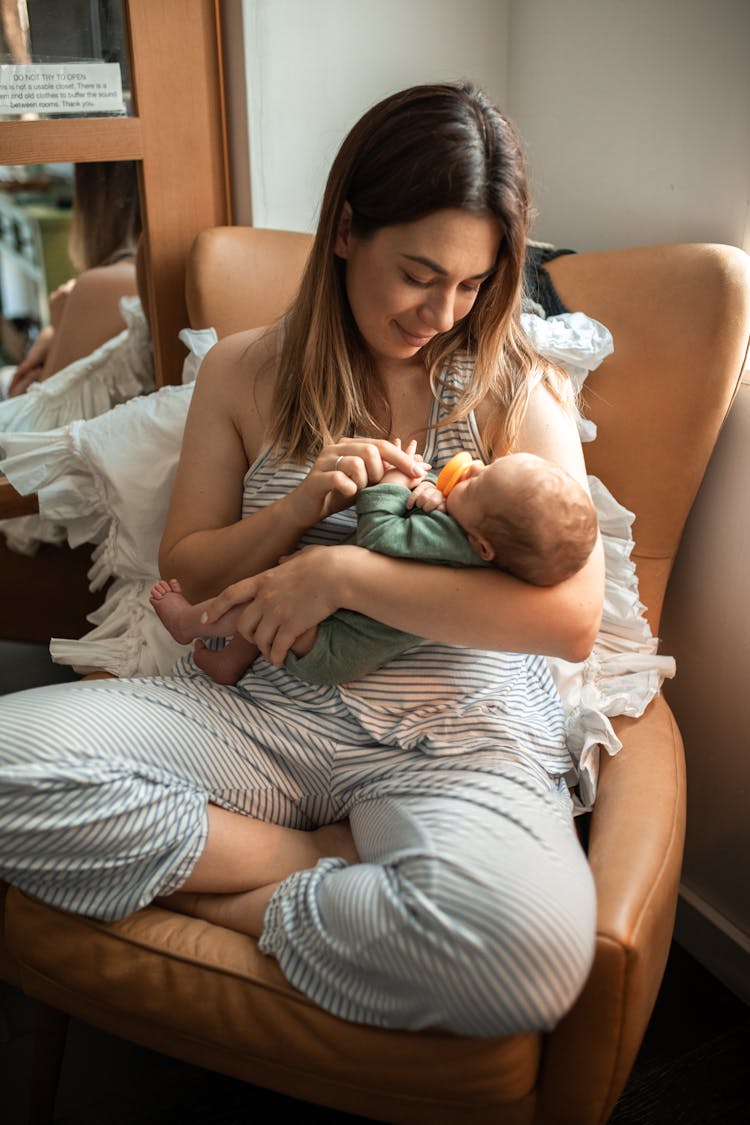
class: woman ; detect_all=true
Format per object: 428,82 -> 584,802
0,84 -> 603,1037
6,160 -> 141,396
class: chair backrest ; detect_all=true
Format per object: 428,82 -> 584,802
546,245 -> 749,630
186,226 -> 312,337
185,227 -> 750,634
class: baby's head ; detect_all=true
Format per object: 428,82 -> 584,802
445,453 -> 598,586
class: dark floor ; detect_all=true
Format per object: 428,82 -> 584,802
1,644 -> 749,1124
1,939 -> 749,1125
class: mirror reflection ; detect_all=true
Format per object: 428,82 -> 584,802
0,160 -> 143,400
0,0 -> 130,118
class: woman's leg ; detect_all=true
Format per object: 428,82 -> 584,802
259,772 -> 596,1037
0,678 -> 353,921
174,804 -> 355,894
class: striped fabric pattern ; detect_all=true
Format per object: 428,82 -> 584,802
0,355 -> 596,1034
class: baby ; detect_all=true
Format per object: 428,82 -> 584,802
150,450 -> 598,685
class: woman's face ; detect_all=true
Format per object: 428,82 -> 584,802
335,207 -> 501,366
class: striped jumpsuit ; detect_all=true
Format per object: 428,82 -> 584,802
0,359 -> 596,1037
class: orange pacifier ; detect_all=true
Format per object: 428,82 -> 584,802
435,451 -> 476,496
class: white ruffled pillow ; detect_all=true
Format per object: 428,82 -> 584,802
0,296 -> 153,433
0,320 -> 214,558
0,315 -> 673,808
0,296 -> 154,556
0,325 -> 216,673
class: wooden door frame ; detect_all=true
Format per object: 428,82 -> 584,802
0,0 -> 232,520
0,0 -> 231,387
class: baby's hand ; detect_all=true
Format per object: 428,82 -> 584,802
408,479 -> 446,513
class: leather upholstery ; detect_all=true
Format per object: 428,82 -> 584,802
3,230 -> 749,1124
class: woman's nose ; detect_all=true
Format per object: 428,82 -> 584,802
419,290 -> 455,332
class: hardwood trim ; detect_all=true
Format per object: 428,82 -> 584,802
0,3 -> 231,390
126,0 -> 231,386
0,117 -> 143,164
0,478 -> 39,519
0,1 -> 232,642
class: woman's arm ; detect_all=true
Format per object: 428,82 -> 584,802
213,383 -> 604,664
345,383 -> 604,659
159,330 -> 285,600
159,330 -> 429,603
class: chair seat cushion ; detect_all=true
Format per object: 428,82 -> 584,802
5,886 -> 540,1123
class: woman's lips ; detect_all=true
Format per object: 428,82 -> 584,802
395,321 -> 434,347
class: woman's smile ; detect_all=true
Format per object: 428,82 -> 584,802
335,208 -> 501,366
393,321 -> 435,349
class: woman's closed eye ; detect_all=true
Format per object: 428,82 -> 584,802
401,270 -> 484,294
401,270 -> 432,288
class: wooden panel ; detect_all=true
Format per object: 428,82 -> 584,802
0,117 -> 142,164
127,0 -> 231,386
0,478 -> 38,519
0,539 -> 101,643
0,3 -> 232,390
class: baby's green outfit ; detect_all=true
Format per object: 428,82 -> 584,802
284,482 -> 487,685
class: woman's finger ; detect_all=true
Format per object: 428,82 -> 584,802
331,455 -> 368,494
242,607 -> 279,661
200,576 -> 260,624
337,436 -> 430,479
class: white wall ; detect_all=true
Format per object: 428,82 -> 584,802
506,0 -> 750,250
240,0 -> 510,231
234,0 -> 750,252
659,367 -> 750,1004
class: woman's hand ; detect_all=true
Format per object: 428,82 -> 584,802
8,326 -> 55,396
285,437 -> 429,527
202,545 -> 356,666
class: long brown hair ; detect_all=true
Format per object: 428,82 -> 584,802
269,82 -> 572,462
68,161 -> 142,273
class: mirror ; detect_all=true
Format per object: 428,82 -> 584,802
0,162 -> 73,363
0,0 -> 131,119
0,159 -> 142,398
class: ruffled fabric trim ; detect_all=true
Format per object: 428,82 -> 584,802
0,296 -> 153,434
0,297 -> 154,555
178,325 -> 217,384
49,578 -> 190,678
520,311 -> 675,809
547,475 -> 676,811
521,309 -> 614,443
0,422 -> 112,552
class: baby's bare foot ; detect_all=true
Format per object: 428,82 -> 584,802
149,578 -> 200,645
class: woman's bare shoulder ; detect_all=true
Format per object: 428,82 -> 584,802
199,325 -> 278,384
192,324 -> 280,448
68,260 -> 138,303
475,376 -> 583,473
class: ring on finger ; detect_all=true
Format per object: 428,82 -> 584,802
335,455 -> 344,471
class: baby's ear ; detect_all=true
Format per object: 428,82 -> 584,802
468,532 -> 495,562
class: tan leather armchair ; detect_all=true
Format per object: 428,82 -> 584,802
3,229 -> 749,1125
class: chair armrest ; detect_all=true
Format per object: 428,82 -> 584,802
0,476 -> 38,518
534,693 -> 686,1125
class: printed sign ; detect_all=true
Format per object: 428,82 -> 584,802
0,62 -> 125,116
